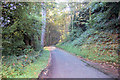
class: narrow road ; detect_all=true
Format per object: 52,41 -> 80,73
47,46 -> 111,78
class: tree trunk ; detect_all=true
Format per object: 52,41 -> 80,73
41,2 -> 46,47
89,8 -> 92,28
118,8 -> 120,20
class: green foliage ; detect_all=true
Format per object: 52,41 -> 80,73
2,2 -> 42,55
71,28 -> 95,46
2,50 -> 49,78
56,43 -> 118,64
68,2 -> 120,39
57,2 -> 120,67
22,50 -> 49,78
89,2 -> 120,29
65,2 -> 120,47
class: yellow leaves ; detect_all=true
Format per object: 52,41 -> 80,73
14,32 -> 17,35
48,3 -> 52,5
34,72 -> 36,75
2,56 -> 5,59
58,23 -> 61,25
21,64 -> 24,67
49,11 -> 54,16
59,40 -> 61,43
67,32 -> 69,34
44,47 -> 49,50
14,31 -> 20,36
61,35 -> 65,40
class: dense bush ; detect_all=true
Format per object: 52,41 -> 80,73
68,2 -> 120,41
1,50 -> 49,78
1,2 -> 42,56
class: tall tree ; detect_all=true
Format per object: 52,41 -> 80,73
41,2 -> 46,47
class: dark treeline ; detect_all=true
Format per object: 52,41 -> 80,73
2,2 -> 42,56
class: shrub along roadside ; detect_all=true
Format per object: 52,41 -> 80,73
1,50 -> 49,78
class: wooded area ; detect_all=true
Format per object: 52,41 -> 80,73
0,1 -> 120,78
57,2 -> 120,75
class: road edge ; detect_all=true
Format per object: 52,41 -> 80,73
56,47 -> 119,79
38,51 -> 52,78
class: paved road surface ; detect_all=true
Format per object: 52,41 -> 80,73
47,46 -> 111,78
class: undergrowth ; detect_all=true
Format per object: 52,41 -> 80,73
56,29 -> 119,68
1,50 -> 49,78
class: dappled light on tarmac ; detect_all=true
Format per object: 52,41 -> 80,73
44,46 -> 56,51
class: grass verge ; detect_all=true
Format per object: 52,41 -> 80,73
56,44 -> 118,67
18,50 -> 49,78
2,50 -> 49,78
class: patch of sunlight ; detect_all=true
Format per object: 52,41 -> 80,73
44,46 -> 56,51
